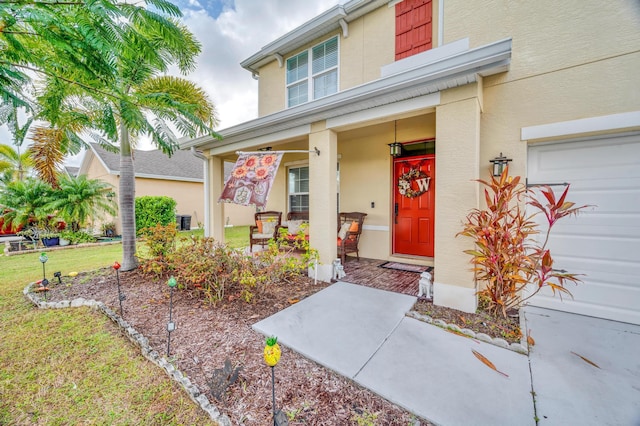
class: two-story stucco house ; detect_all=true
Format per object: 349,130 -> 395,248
183,0 -> 640,324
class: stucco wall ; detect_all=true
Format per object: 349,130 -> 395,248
444,0 -> 640,177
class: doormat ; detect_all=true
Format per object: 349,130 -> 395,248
379,262 -> 433,274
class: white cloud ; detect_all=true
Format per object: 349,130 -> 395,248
1,0 -> 341,165
181,0 -> 340,129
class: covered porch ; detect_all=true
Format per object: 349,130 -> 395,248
182,38 -> 513,314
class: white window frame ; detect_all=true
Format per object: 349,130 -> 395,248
286,162 -> 310,212
286,36 -> 340,108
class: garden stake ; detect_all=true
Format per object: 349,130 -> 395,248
263,336 -> 287,425
271,366 -> 276,425
166,276 -> 177,357
113,262 -> 125,317
39,278 -> 50,301
53,271 -> 62,285
39,252 -> 48,281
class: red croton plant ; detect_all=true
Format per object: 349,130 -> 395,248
458,166 -> 590,317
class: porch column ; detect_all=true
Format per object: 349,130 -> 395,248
434,91 -> 481,313
308,123 -> 338,282
208,155 -> 225,242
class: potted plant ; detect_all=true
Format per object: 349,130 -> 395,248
40,230 -> 60,247
101,222 -> 117,238
59,230 -> 74,246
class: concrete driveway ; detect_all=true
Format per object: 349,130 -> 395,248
254,282 -> 640,425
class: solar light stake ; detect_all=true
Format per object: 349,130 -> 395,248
39,252 -> 48,281
271,366 -> 276,425
113,262 -> 125,317
167,276 -> 177,357
54,271 -> 62,285
39,278 -> 50,301
263,336 -> 286,425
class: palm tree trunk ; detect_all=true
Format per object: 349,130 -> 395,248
119,125 -> 138,271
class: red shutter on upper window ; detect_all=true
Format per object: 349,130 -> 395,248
395,0 -> 433,60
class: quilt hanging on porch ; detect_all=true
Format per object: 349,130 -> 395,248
218,152 -> 283,207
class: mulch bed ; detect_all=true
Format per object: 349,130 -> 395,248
42,268 -> 427,425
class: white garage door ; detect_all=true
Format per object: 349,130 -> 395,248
526,132 -> 640,325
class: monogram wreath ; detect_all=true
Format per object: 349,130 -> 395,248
398,168 -> 429,198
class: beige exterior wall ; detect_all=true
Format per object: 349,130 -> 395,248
83,154 -> 205,235
258,5 -> 396,117
443,0 -> 640,178
205,0 -> 639,311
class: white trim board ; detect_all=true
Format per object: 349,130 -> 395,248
521,111 -> 640,141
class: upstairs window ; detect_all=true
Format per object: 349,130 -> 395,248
396,0 -> 433,60
287,36 -> 338,107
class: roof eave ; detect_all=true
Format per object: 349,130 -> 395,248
240,0 -> 388,74
184,38 -> 512,152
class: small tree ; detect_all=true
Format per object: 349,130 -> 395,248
457,167 -> 589,317
46,175 -> 117,231
0,178 -> 54,231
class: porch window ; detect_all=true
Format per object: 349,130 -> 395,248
286,36 -> 338,108
288,166 -> 309,212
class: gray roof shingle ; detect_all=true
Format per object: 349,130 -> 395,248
90,143 -> 203,181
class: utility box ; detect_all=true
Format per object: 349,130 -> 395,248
176,215 -> 183,230
181,215 -> 191,231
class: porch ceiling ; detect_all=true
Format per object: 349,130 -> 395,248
181,38 -> 512,154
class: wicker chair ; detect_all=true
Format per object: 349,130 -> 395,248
337,212 -> 367,264
249,211 -> 282,252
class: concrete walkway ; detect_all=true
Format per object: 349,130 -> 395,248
253,282 -> 640,425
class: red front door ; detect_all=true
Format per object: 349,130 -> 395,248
393,155 -> 435,256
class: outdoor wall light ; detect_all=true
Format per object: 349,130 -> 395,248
490,152 -> 512,177
388,121 -> 403,157
388,142 -> 403,158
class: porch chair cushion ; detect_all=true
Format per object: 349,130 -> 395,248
338,222 -> 351,240
287,219 -> 304,235
250,211 -> 282,252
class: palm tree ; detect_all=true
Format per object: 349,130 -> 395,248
46,175 -> 117,231
0,178 -> 54,232
34,10 -> 219,270
2,1 -> 219,270
0,144 -> 34,186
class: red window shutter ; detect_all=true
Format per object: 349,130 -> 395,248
395,0 -> 433,60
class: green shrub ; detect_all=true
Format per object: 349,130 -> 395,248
140,235 -> 318,305
134,196 -> 177,235
139,224 -> 178,277
60,230 -> 97,244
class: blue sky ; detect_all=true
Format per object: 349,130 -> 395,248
177,0 -> 235,18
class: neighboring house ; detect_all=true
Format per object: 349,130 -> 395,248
183,0 -> 640,324
63,166 -> 79,178
78,143 -> 214,233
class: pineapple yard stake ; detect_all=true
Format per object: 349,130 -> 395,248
113,261 -> 125,317
166,276 -> 177,357
264,336 -> 288,426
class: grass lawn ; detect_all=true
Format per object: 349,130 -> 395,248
178,225 -> 248,249
0,232 -> 250,425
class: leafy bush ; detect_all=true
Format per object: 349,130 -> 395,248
134,196 -> 176,235
139,233 -> 317,305
138,224 -> 177,277
60,230 -> 97,244
457,167 -> 588,317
